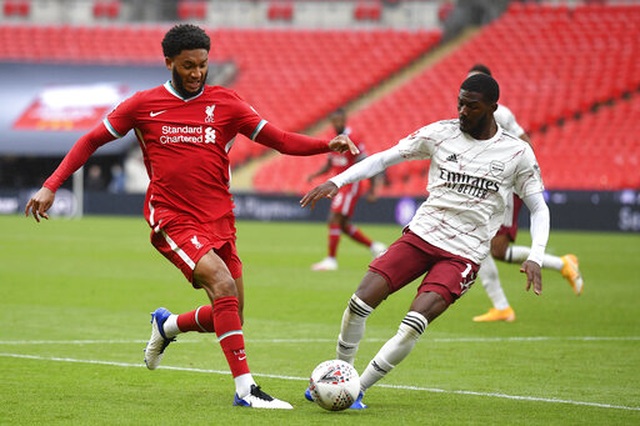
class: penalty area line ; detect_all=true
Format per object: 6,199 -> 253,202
1,352 -> 638,412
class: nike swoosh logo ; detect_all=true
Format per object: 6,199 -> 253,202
149,110 -> 167,117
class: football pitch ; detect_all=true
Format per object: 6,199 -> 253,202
1,214 -> 639,425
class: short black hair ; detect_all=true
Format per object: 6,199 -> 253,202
162,24 -> 211,58
461,73 -> 500,104
468,63 -> 492,76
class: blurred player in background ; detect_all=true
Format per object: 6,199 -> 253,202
307,108 -> 386,271
301,73 -> 550,408
24,24 -> 359,410
468,64 -> 584,323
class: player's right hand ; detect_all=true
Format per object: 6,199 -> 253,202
25,187 -> 55,223
300,181 -> 339,210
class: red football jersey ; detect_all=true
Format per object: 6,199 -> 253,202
328,127 -> 365,174
104,82 -> 264,224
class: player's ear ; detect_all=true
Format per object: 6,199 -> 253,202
164,57 -> 173,70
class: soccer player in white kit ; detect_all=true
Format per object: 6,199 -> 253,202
467,64 -> 584,323
301,73 -> 550,409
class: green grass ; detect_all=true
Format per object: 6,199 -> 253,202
1,214 -> 639,425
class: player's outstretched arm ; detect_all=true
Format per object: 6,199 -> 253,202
520,191 -> 550,296
254,123 -> 359,156
25,187 -> 55,223
300,181 -> 339,210
24,124 -> 115,223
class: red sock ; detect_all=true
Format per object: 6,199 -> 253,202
213,296 -> 250,378
328,224 -> 341,257
347,224 -> 372,246
177,305 -> 215,333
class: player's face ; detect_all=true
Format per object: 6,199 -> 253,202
166,48 -> 209,99
458,89 -> 492,137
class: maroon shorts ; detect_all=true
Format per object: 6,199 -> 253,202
496,195 -> 524,242
149,211 -> 242,284
369,230 -> 479,305
330,182 -> 362,217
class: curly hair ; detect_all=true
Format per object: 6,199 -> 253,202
461,73 -> 500,104
161,24 -> 211,58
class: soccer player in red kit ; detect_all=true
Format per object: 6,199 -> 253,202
307,108 -> 386,271
24,24 -> 358,410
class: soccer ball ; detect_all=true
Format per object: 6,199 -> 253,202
308,359 -> 360,411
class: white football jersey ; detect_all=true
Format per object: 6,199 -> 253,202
494,104 -> 525,138
397,119 -> 544,264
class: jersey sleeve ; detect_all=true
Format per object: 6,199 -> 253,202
224,90 -> 264,140
513,145 -> 545,198
103,92 -> 141,138
43,123 -> 116,191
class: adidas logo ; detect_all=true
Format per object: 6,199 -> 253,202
446,153 -> 458,162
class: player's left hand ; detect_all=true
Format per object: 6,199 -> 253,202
329,135 -> 360,155
300,181 -> 339,210
521,260 -> 542,295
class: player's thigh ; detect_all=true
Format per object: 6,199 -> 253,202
193,250 -> 237,299
418,257 -> 479,306
366,232 -> 435,303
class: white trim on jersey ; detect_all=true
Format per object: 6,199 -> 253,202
103,118 -> 123,139
250,119 -> 268,141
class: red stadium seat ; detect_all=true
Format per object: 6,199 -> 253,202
93,1 -> 121,19
3,0 -> 30,17
354,1 -> 382,22
177,0 -> 207,20
267,2 -> 293,21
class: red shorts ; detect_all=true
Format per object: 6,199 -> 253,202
330,182 -> 362,217
495,195 -> 524,242
369,230 -> 479,305
149,211 -> 242,284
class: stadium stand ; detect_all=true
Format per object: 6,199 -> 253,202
253,2 -> 640,194
1,1 -> 636,194
0,24 -> 440,169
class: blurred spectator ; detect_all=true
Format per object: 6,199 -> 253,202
108,164 -> 126,193
86,164 -> 107,191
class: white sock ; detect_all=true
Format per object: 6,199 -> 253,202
478,256 -> 510,310
336,295 -> 373,365
359,311 -> 427,391
506,245 -> 563,270
234,373 -> 256,398
162,314 -> 180,338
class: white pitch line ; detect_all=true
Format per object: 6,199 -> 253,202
0,336 -> 639,345
1,352 -> 638,412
